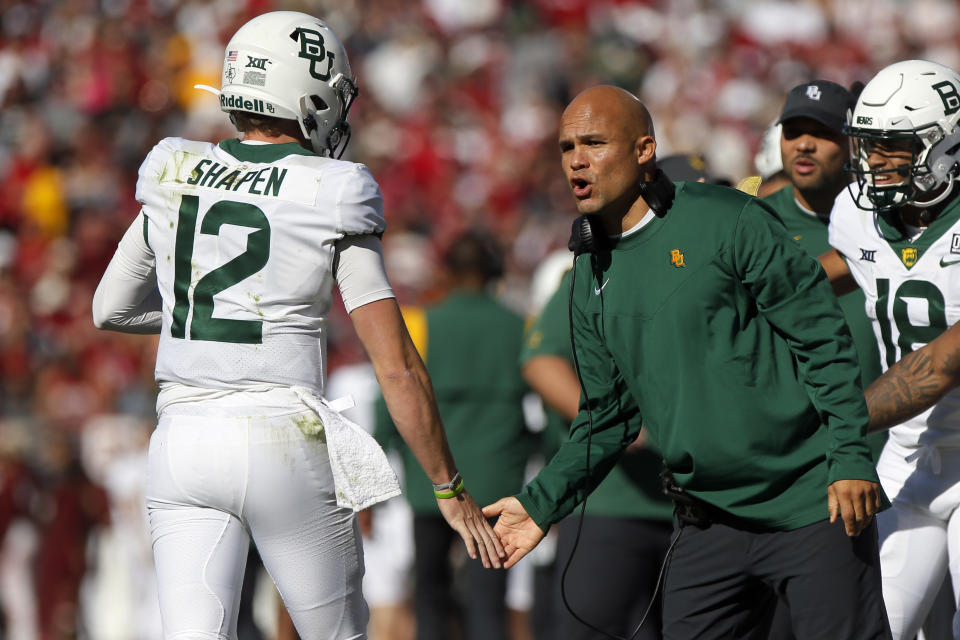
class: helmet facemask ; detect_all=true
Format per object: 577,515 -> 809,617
845,126 -> 928,214
298,73 -> 358,159
845,120 -> 960,219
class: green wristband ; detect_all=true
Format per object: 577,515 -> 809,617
433,472 -> 464,499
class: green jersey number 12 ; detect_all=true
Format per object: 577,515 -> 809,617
171,194 -> 271,344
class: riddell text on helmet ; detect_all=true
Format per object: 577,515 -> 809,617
219,94 -> 273,114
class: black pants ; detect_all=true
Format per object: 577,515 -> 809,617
413,515 -> 508,640
552,515 -> 673,640
662,517 -> 892,640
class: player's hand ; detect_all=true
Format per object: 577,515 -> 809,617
436,490 -> 505,569
828,479 -> 882,537
482,497 -> 545,569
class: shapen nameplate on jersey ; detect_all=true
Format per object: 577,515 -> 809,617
161,150 -> 320,206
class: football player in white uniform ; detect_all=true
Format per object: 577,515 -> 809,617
820,59 -> 960,640
91,11 -> 502,640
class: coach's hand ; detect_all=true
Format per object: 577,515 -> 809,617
436,490 -> 505,569
828,479 -> 882,537
482,497 -> 546,569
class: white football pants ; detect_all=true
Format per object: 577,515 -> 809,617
876,439 -> 960,640
146,404 -> 367,640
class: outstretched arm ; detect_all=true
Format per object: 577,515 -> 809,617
350,297 -> 505,568
817,248 -> 859,296
865,326 -> 960,432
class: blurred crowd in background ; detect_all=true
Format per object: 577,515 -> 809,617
0,0 -> 959,638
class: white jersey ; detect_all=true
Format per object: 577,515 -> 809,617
829,186 -> 960,449
134,136 -> 391,396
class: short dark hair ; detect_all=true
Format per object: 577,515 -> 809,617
231,111 -> 295,138
443,230 -> 504,282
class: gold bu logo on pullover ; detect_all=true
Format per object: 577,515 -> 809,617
671,249 -> 685,267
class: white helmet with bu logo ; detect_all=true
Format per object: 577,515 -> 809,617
845,59 -> 960,214
196,11 -> 358,158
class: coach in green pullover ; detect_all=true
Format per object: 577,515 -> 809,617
484,86 -> 892,640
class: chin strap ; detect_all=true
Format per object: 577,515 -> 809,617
915,177 -> 958,214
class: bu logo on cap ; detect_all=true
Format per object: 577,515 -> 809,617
806,85 -> 822,101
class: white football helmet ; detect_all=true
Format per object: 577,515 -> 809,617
196,11 -> 358,158
845,59 -> 960,215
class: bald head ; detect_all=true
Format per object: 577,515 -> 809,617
562,85 -> 655,142
558,85 -> 659,230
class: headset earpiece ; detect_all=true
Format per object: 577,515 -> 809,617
569,215 -> 606,256
639,168 -> 676,217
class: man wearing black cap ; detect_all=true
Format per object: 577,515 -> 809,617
771,80 -> 854,214
764,80 -> 884,443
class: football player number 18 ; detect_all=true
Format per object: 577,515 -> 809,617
875,277 -> 947,367
171,194 -> 271,344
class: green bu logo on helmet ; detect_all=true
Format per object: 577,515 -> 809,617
933,81 -> 960,116
293,28 -> 336,81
